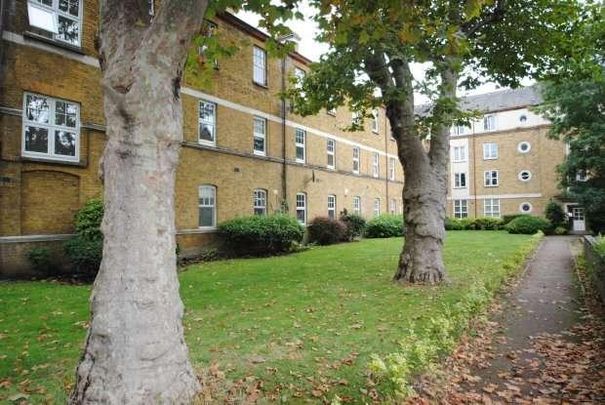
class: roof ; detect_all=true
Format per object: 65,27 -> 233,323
415,85 -> 542,115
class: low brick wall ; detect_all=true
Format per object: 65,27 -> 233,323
0,235 -> 73,278
584,235 -> 605,302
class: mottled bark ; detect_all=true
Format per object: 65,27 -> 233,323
70,1 -> 207,403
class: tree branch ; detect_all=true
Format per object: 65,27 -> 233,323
461,0 -> 508,37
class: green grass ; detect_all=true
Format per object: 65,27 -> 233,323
0,231 -> 534,402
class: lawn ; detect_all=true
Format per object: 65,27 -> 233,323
0,231 -> 535,402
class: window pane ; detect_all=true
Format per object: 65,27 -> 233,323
54,130 -> 76,156
199,207 -> 214,227
296,210 -> 305,223
296,146 -> 304,161
55,101 -> 78,127
59,0 -> 80,16
24,126 -> 49,153
199,124 -> 214,142
56,15 -> 79,45
26,95 -> 50,124
254,136 -> 265,152
200,103 -> 215,123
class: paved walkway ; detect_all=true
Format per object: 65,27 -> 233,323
424,236 -> 605,403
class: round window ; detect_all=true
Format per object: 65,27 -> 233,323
518,141 -> 531,153
519,202 -> 532,213
519,115 -> 528,123
518,170 -> 532,181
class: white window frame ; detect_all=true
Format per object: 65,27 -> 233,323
452,125 -> 467,136
484,198 -> 501,218
518,141 -> 531,153
518,170 -> 532,182
22,92 -> 80,162
453,199 -> 468,218
372,152 -> 380,178
253,116 -> 266,155
27,0 -> 83,47
353,196 -> 361,215
373,198 -> 381,217
454,172 -> 467,188
296,192 -> 307,225
483,114 -> 496,131
327,194 -> 336,220
198,100 -> 216,146
352,111 -> 361,126
253,188 -> 267,215
295,128 -> 306,163
484,170 -> 499,187
326,138 -> 336,169
389,198 -> 397,214
483,143 -> 498,160
198,185 -> 217,229
352,147 -> 360,174
388,158 -> 396,181
519,202 -> 533,213
453,145 -> 467,162
252,46 -> 267,86
371,109 -> 379,133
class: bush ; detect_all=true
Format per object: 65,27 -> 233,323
505,215 -> 552,234
554,226 -> 568,235
65,198 -> 104,275
307,216 -> 347,245
594,235 -> 605,258
444,218 -> 473,230
365,214 -> 405,238
545,201 -> 567,228
27,247 -> 57,275
501,214 -> 526,225
471,217 -> 504,230
218,214 -> 304,256
339,211 -> 366,241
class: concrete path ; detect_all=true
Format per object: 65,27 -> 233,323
426,236 -> 605,403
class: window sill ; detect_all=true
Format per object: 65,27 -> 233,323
253,150 -> 266,156
252,81 -> 269,89
484,185 -> 499,188
198,140 -> 217,147
483,157 -> 498,160
21,155 -> 85,167
295,159 -> 305,164
24,31 -> 85,55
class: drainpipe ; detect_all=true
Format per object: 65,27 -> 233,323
472,129 -> 478,217
281,56 -> 288,211
384,110 -> 389,211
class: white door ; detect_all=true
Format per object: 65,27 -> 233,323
572,207 -> 586,232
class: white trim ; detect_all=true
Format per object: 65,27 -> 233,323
0,233 -> 73,243
519,202 -> 533,213
4,30 -> 399,159
518,141 -> 531,153
518,170 -> 532,182
447,193 -> 542,200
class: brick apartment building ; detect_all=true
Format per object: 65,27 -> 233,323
0,1 -> 575,276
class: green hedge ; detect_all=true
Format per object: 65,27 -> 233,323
445,217 -> 503,230
217,214 -> 304,256
308,217 -> 347,245
505,215 -> 552,234
65,198 -> 104,276
339,211 -> 367,241
365,214 -> 405,238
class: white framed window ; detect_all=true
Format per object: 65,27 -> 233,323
253,116 -> 266,155
373,198 -> 381,217
454,199 -> 468,218
371,109 -> 379,133
295,128 -> 306,163
483,143 -> 498,160
389,198 -> 397,214
352,111 -> 361,126
518,170 -> 532,182
253,188 -> 267,215
453,145 -> 467,162
484,170 -> 499,187
483,115 -> 496,131
353,196 -> 361,215
484,198 -> 501,217
452,125 -> 467,136
454,172 -> 467,188
253,46 -> 267,86
199,100 -> 216,145
519,202 -> 532,213
22,92 -> 80,162
327,138 -> 335,169
327,194 -> 336,220
198,185 -> 216,228
372,152 -> 380,178
296,192 -> 307,225
388,158 -> 396,181
352,147 -> 360,174
518,141 -> 531,153
27,0 -> 83,46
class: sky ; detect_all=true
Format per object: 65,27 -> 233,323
236,3 -> 533,105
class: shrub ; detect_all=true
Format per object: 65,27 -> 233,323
545,201 -> 567,228
472,217 -> 504,230
444,218 -> 473,230
217,214 -> 304,256
339,211 -> 366,241
554,226 -> 568,235
501,214 -> 526,225
505,215 -> 551,234
594,235 -> 605,258
65,198 -> 104,276
365,214 -> 405,238
307,216 -> 347,245
27,247 -> 57,275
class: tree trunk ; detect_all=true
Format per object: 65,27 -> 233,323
71,1 -> 206,403
393,156 -> 448,284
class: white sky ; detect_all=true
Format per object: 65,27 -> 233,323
236,3 -> 532,105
